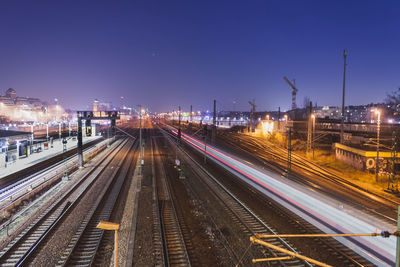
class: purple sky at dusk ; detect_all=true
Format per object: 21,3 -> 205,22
0,1 -> 399,113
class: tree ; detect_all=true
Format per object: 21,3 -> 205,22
386,88 -> 400,106
385,88 -> 400,119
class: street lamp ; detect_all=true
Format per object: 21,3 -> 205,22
375,109 -> 381,182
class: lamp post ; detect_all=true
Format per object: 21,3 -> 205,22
376,109 -> 381,182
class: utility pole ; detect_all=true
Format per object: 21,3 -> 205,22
178,106 -> 181,135
203,125 -> 207,164
212,100 -> 216,143
306,101 -> 313,153
30,124 -> 34,156
62,122 -> 68,179
190,105 -> 193,123
287,127 -> 292,175
396,206 -> 400,267
77,115 -> 83,167
340,49 -> 348,144
176,106 -> 182,167
138,105 -> 143,173
248,100 -> 256,132
312,114 -> 316,160
278,107 -> 281,131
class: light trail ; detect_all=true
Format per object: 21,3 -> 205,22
165,125 -> 396,266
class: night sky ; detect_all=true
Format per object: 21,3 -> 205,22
0,1 -> 399,112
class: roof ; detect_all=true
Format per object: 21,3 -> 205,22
335,143 -> 395,158
0,130 -> 30,138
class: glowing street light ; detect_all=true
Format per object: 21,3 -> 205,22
284,114 -> 288,130
375,109 -> 381,182
311,114 -> 316,159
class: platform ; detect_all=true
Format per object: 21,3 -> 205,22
0,136 -> 102,180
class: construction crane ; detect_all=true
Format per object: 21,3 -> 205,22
283,76 -> 298,110
248,100 -> 256,132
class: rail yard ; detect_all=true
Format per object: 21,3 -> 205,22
0,117 -> 398,266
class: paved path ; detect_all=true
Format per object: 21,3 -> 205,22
0,136 -> 102,180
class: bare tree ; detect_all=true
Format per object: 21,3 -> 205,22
385,88 -> 400,119
386,88 -> 400,106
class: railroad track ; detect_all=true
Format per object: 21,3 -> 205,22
152,136 -> 191,266
0,138 -> 128,266
160,126 -> 308,266
219,133 -> 399,222
57,137 -> 137,266
162,125 -> 374,266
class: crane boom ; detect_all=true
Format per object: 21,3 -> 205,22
283,76 -> 298,92
248,101 -> 256,108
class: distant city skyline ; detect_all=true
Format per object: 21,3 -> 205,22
0,86 -> 393,113
0,1 -> 399,112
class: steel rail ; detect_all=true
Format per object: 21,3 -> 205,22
225,134 -> 398,222
160,126 -> 308,267
153,136 -> 192,267
162,124 -> 371,266
0,139 -> 127,266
